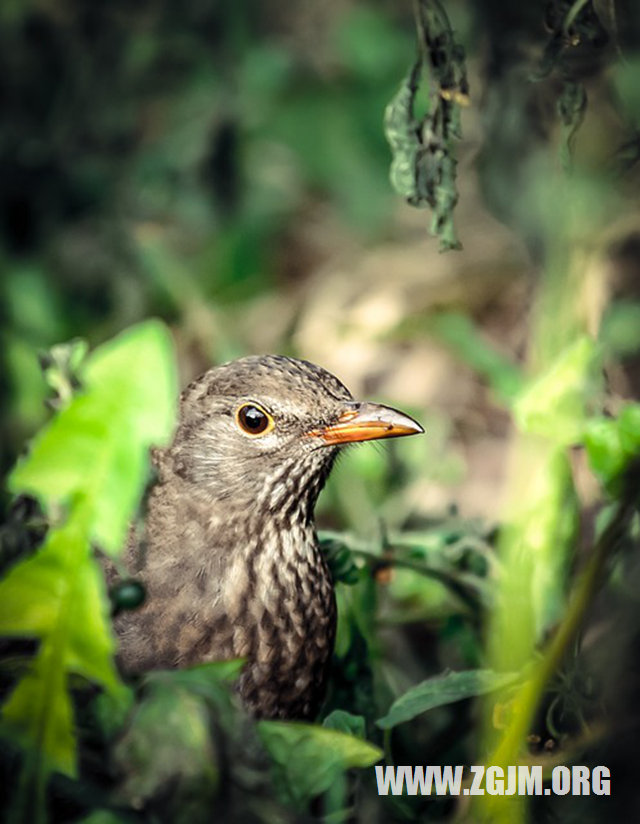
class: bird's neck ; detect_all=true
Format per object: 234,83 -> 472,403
126,462 -> 336,717
163,454 -> 335,610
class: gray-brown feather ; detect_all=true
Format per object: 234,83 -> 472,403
112,356 -> 349,719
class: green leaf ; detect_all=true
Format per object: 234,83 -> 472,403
111,662 -> 249,816
613,55 -> 640,125
618,404 -> 640,455
323,709 -> 366,739
0,320 -> 177,794
0,508 -> 122,781
258,720 -> 382,807
76,812 -> 132,824
318,533 -> 361,585
376,669 -> 519,729
584,403 -> 640,486
584,418 -> 626,483
2,643 -> 76,776
0,518 -> 120,690
9,320 -> 177,555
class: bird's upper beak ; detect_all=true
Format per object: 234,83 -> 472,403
308,401 -> 424,445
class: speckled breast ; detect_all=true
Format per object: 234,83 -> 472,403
234,538 -> 337,720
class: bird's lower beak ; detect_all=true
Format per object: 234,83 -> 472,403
308,402 -> 424,445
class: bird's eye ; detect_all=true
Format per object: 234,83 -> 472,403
235,403 -> 274,436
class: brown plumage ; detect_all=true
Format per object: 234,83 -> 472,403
113,355 -> 423,719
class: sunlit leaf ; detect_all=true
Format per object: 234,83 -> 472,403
584,418 -> 626,483
0,320 -> 178,794
0,516 -> 120,691
9,320 -> 177,555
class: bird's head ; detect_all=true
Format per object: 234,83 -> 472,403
166,355 -> 423,520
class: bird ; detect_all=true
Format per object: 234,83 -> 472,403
112,355 -> 423,719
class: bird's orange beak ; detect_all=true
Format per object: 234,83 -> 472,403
308,402 -> 424,445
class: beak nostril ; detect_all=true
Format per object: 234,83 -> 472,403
336,409 -> 359,424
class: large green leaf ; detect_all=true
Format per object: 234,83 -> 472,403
0,320 -> 177,791
376,669 -> 519,729
9,320 -> 177,555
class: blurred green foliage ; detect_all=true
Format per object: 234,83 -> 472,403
585,403 -> 640,489
429,312 -> 524,403
0,0 -> 414,484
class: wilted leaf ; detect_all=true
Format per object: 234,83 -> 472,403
376,669 -> 519,729
39,338 -> 88,408
383,0 -> 468,250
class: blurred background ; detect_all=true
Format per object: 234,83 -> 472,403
2,0 -> 638,511
2,0 -> 640,821
0,0 -> 536,508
